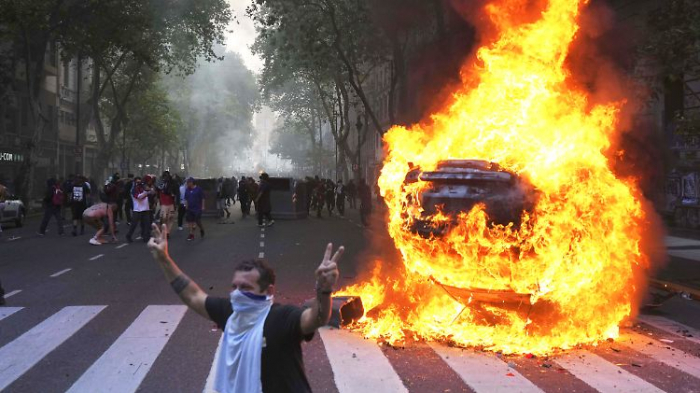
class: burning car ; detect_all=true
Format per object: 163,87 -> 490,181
403,159 -> 535,237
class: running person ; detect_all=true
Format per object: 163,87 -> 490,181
256,173 -> 274,227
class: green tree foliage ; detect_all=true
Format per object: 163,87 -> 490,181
0,0 -> 231,200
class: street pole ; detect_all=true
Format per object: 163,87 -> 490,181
75,53 -> 81,175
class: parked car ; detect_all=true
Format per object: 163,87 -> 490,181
0,194 -> 26,228
403,159 -> 535,237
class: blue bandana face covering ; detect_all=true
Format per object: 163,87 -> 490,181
214,290 -> 273,393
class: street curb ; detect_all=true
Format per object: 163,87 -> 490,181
649,279 -> 700,301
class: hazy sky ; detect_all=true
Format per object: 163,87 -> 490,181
224,0 -> 263,73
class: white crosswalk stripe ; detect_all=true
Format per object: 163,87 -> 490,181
0,306 -> 106,391
429,342 -> 544,393
319,327 -> 408,393
0,307 -> 23,321
618,331 -> 700,378
638,314 -> 700,345
555,351 -> 665,393
3,306 -> 700,392
66,305 -> 187,393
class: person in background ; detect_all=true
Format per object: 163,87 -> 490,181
123,174 -> 135,225
61,174 -> 74,221
256,173 -> 274,227
84,202 -> 117,245
38,178 -> 65,236
238,176 -> 250,218
177,175 -> 187,230
314,180 -> 325,218
335,179 -> 345,217
70,175 -> 91,236
346,179 -> 357,209
184,177 -> 205,241
359,178 -> 372,227
157,171 -> 178,234
126,176 -> 153,243
247,177 -> 259,214
147,221 -> 343,393
325,179 -> 336,217
115,173 -> 125,225
216,177 -> 231,221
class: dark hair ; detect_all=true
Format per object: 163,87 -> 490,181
234,259 -> 276,290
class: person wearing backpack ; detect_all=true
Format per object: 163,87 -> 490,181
70,175 -> 91,236
38,178 -> 65,236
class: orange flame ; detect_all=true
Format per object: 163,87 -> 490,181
338,0 -> 655,354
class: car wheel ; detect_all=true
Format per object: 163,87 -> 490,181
15,212 -> 25,228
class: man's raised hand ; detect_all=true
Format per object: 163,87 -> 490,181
147,223 -> 169,261
316,243 -> 343,292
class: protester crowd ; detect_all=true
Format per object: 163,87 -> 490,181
0,171 -> 376,249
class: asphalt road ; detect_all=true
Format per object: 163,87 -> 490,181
1,206 -> 700,392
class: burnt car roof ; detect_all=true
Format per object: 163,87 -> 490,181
406,160 -> 514,183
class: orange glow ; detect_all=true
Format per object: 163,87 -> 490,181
338,0 -> 654,354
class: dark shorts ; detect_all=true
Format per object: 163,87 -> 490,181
185,210 -> 202,223
72,203 -> 87,220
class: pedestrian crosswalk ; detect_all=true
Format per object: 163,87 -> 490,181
1,304 -> 700,392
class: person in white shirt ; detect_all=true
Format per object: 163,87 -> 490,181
126,177 -> 153,243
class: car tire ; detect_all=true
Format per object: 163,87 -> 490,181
15,212 -> 25,228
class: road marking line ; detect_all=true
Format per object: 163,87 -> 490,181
67,305 -> 187,393
258,252 -> 265,259
202,334 -> 223,393
50,268 -> 72,278
7,236 -> 21,241
665,236 -> 700,248
260,241 -> 264,247
116,243 -> 128,249
638,315 -> 700,345
89,254 -> 104,261
0,307 -> 23,322
319,327 -> 407,393
4,290 -> 21,299
429,343 -> 543,393
260,234 -> 265,239
0,306 -> 106,391
619,331 -> 700,378
261,228 -> 265,232
554,350 -> 664,393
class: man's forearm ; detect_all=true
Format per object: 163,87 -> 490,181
156,254 -> 206,308
311,292 -> 333,329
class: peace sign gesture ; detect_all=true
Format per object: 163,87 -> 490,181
148,223 -> 169,261
316,243 -> 343,292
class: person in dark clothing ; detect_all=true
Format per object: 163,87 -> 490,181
123,174 -> 135,225
256,173 -> 274,227
335,179 -> 345,216
238,177 -> 250,217
70,175 -> 91,236
38,178 -> 65,236
359,178 -> 372,227
325,179 -> 335,217
346,179 -> 357,209
314,181 -> 325,218
147,221 -> 343,393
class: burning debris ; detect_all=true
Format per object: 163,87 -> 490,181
337,0 -> 658,355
